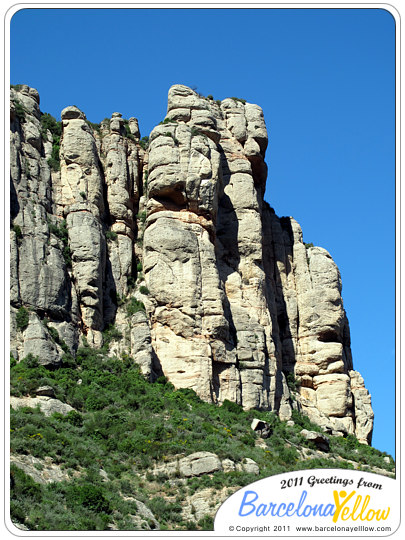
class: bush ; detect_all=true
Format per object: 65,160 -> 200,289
102,324 -> 123,350
190,127 -> 203,137
231,97 -> 246,105
40,113 -> 61,140
198,515 -> 214,530
66,483 -> 111,514
158,118 -> 178,125
284,371 -> 299,392
16,307 -> 29,330
86,120 -> 101,134
14,100 -> 26,122
221,399 -> 243,414
139,136 -> 149,150
126,297 -> 145,316
40,112 -> 62,170
105,230 -> 118,241
12,224 -> 22,239
139,285 -> 149,295
48,218 -> 71,267
10,353 -> 17,368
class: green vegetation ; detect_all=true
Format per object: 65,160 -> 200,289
122,119 -> 135,141
40,113 -> 62,171
284,371 -> 299,393
16,307 -> 29,331
40,113 -> 60,141
126,297 -> 145,316
190,127 -> 205,137
163,131 -> 179,145
158,118 -> 178,125
86,120 -> 101,134
79,191 -> 86,200
137,211 -> 147,224
230,97 -> 247,105
101,324 -> 123,351
105,230 -> 118,242
12,224 -> 22,240
42,319 -> 74,365
127,275 -> 136,292
143,170 -> 149,194
10,345 -> 394,531
47,218 -> 72,267
139,286 -> 149,295
14,100 -> 27,123
139,136 -> 149,150
304,242 -> 314,248
101,118 -> 111,131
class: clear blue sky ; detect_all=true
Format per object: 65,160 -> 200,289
10,8 -> 396,458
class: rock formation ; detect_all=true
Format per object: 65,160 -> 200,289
9,83 -> 374,444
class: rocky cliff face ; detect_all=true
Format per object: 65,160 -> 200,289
9,84 -> 374,445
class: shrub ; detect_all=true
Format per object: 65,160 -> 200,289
137,211 -> 147,224
47,156 -> 60,172
291,409 -> 321,432
198,515 -> 214,530
127,275 -> 136,292
163,131 -> 179,145
221,399 -> 243,414
40,112 -> 62,170
25,353 -> 40,368
80,191 -> 86,200
126,297 -> 145,316
14,100 -> 26,122
190,127 -> 203,137
231,97 -> 247,105
139,136 -> 149,150
102,324 -> 123,350
48,218 -> 71,267
284,371 -> 299,392
158,118 -> 178,125
16,307 -> 29,330
10,353 -> 17,368
148,497 -> 182,523
304,242 -> 314,248
122,120 -> 135,141
105,230 -> 118,241
12,224 -> 22,239
66,483 -> 111,514
65,410 -> 84,427
86,120 -> 101,134
139,285 -> 149,295
10,464 -> 42,524
40,113 -> 61,140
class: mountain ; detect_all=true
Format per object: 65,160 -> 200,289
10,84 -> 387,531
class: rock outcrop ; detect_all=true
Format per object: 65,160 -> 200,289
9,83 -> 373,444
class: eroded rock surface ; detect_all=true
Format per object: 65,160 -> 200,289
9,84 -> 374,444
